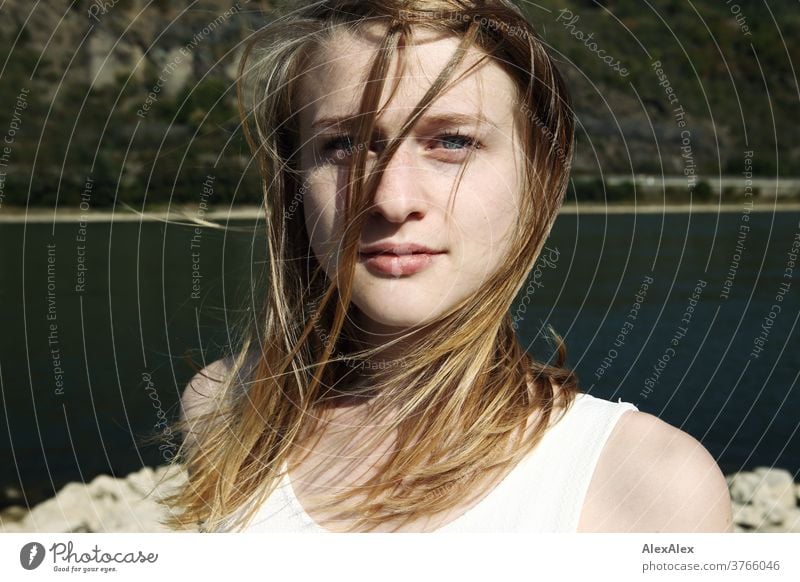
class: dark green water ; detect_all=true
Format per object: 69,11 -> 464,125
1,210 -> 798,507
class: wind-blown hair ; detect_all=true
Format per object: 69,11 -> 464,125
160,0 -> 579,533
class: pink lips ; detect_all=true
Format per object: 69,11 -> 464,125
358,242 -> 445,277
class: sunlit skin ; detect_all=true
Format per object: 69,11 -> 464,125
297,24 -> 525,353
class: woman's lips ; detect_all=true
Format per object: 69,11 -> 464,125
358,251 -> 444,277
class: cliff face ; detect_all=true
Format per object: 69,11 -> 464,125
2,0 -> 257,96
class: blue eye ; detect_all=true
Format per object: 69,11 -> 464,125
319,130 -> 481,164
433,131 -> 479,150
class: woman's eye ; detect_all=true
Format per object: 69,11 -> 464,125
431,132 -> 480,151
320,134 -> 377,164
319,131 -> 481,164
322,135 -> 355,159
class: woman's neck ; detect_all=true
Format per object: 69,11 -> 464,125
351,308 -> 437,367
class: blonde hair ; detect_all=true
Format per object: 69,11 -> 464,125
160,0 -> 579,533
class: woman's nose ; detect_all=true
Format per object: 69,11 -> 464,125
368,143 -> 428,223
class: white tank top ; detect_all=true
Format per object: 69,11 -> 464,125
211,392 -> 638,533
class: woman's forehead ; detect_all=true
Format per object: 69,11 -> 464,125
298,26 -> 518,133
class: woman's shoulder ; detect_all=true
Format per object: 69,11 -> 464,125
180,350 -> 259,417
180,353 -> 256,452
180,357 -> 234,420
579,408 -> 733,532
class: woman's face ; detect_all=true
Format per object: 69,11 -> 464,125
298,25 -> 524,336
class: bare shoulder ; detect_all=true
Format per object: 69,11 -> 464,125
180,357 -> 233,421
180,357 -> 235,454
578,410 -> 733,532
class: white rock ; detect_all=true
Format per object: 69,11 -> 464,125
732,501 -> 764,529
126,466 -> 158,497
728,471 -> 761,505
87,474 -> 139,502
18,482 -> 90,532
757,508 -> 800,533
755,500 -> 788,526
7,464 -> 193,533
781,507 -> 800,533
0,522 -> 26,533
752,467 -> 796,509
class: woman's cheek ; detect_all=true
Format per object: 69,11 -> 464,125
461,203 -> 517,272
457,192 -> 510,246
303,197 -> 333,270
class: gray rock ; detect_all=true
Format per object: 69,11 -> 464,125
154,47 -> 195,99
87,29 -> 146,89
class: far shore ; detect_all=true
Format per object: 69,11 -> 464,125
2,201 -> 800,222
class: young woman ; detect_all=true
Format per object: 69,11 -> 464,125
162,0 -> 733,533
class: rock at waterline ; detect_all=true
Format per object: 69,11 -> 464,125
0,464 -> 195,533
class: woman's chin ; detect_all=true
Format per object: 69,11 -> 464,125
353,302 -> 445,331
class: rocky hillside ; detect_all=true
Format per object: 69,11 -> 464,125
0,0 -> 797,206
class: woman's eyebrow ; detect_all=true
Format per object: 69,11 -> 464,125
310,111 -> 499,132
